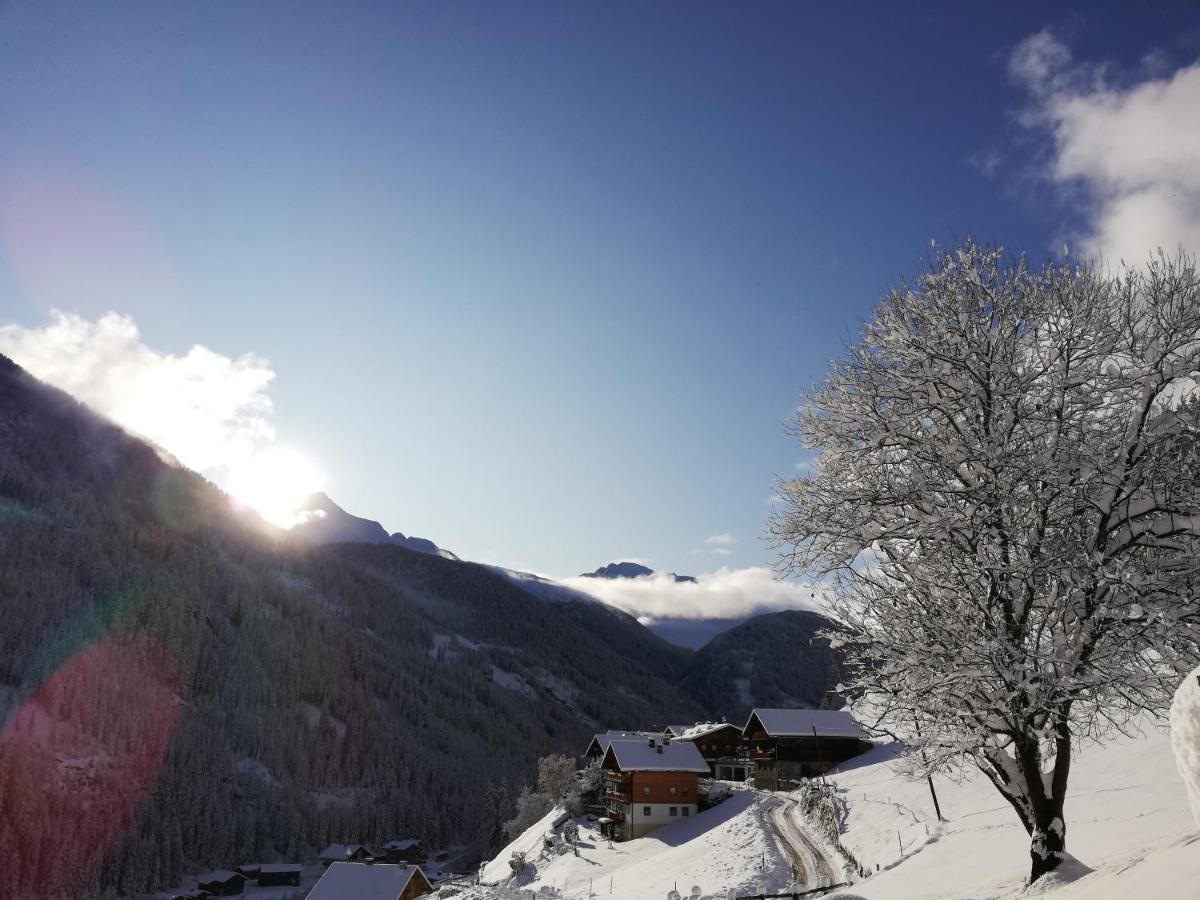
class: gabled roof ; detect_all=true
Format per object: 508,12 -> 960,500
382,838 -> 420,850
319,843 -> 372,860
306,862 -> 430,900
196,870 -> 245,886
678,721 -> 740,741
260,864 -> 303,874
584,730 -> 657,756
743,708 -> 869,740
601,738 -> 710,773
663,725 -> 689,737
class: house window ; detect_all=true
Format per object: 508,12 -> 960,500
643,806 -> 651,817
682,807 -> 690,816
669,807 -> 678,816
681,786 -> 689,795
643,786 -> 650,796
669,786 -> 677,796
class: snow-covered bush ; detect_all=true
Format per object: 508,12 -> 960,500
503,786 -> 552,839
508,851 -> 528,876
794,779 -> 861,877
698,780 -> 732,810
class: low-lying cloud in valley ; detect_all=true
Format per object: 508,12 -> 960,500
561,566 -> 828,623
1011,30 -> 1200,261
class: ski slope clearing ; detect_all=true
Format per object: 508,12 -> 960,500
824,714 -> 1200,899
463,789 -> 797,899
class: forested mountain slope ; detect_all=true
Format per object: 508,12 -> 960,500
0,354 -> 704,899
680,611 -> 845,720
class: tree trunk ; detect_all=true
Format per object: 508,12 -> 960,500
1028,799 -> 1066,882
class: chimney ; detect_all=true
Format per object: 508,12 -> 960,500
656,743 -> 663,754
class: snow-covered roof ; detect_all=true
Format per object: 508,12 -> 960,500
382,838 -> 419,850
319,843 -> 371,860
663,725 -> 689,737
306,862 -> 429,900
586,730 -> 659,755
678,721 -> 739,741
744,708 -> 869,740
260,864 -> 302,874
196,870 -> 244,885
602,738 -> 710,773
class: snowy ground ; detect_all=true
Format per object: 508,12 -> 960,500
457,788 -> 796,899
824,714 -> 1200,900
455,717 -> 1198,900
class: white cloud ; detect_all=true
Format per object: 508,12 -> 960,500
0,310 -> 323,525
560,566 -> 828,622
704,532 -> 737,546
1010,31 -> 1200,261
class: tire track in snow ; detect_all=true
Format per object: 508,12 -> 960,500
768,796 -> 836,889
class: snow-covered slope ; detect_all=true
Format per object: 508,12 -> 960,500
464,791 -> 796,899
458,719 -> 1196,900
824,714 -> 1200,899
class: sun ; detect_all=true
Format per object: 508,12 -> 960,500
225,447 -> 324,529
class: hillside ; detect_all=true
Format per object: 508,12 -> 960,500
680,610 -> 845,721
456,714 -> 1197,899
0,354 -> 704,899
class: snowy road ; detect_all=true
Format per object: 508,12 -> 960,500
768,797 -> 836,890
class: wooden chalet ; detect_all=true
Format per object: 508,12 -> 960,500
380,838 -> 424,864
195,870 -> 247,896
319,843 -> 374,866
257,864 -> 303,886
675,721 -> 749,780
742,708 -> 872,789
599,736 -> 710,841
306,862 -> 432,900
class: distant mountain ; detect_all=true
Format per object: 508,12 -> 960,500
292,491 -> 391,543
680,610 -> 846,721
292,492 -> 457,559
0,353 -> 704,899
580,561 -> 696,583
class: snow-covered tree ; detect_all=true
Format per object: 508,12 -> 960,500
770,243 -> 1200,882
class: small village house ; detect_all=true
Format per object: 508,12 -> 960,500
742,708 -> 872,789
380,838 -> 424,864
599,736 -> 710,841
319,843 -> 374,866
675,721 -> 748,781
306,862 -> 432,900
256,864 -> 303,887
195,870 -> 247,896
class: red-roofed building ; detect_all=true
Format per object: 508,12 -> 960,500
599,736 -> 710,841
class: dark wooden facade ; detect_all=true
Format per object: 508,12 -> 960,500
744,710 -> 871,789
677,723 -> 745,778
196,871 -> 246,896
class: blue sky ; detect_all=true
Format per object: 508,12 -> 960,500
1,1 -> 1199,586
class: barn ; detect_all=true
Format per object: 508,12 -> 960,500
195,870 -> 247,896
742,708 -> 872,789
319,843 -> 374,866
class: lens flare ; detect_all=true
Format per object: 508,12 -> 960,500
225,446 -> 325,528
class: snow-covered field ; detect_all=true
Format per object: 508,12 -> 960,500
826,714 -> 1200,899
459,789 -> 796,899
458,717 -> 1198,900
